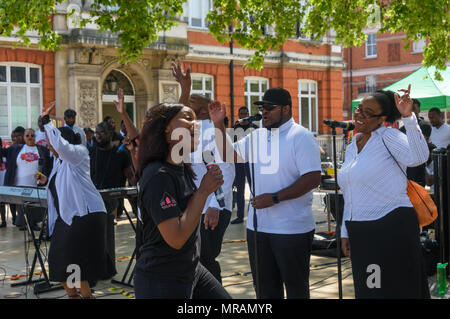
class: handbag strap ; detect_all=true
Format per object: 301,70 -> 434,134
381,135 -> 434,216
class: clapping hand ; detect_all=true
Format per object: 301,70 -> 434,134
394,84 -> 413,118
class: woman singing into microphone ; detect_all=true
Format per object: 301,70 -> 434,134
134,103 -> 231,299
339,86 -> 430,298
38,107 -> 115,299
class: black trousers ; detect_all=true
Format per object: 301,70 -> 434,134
10,204 -> 17,223
134,263 -> 231,299
0,203 -> 5,224
104,199 -> 118,273
200,209 -> 231,283
15,205 -> 43,228
247,229 -> 314,299
346,207 -> 430,299
233,163 -> 251,219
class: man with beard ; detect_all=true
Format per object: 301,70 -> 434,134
89,121 -> 133,270
171,60 -> 235,283
209,88 -> 321,299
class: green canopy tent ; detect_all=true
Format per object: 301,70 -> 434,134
351,66 -> 450,113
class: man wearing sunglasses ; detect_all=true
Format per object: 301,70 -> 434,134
0,128 -> 52,231
209,87 -> 322,299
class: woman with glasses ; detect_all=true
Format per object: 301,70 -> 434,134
338,86 -> 430,298
0,128 -> 52,230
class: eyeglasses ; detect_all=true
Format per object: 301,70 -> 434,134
354,106 -> 385,118
258,104 -> 280,112
25,134 -> 35,137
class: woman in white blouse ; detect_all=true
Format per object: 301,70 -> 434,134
338,86 -> 430,299
37,108 -> 115,299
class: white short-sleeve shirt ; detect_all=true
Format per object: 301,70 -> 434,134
233,118 -> 321,234
430,123 -> 450,149
15,145 -> 40,187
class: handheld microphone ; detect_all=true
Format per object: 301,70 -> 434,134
236,113 -> 262,124
202,150 -> 225,208
323,120 -> 355,130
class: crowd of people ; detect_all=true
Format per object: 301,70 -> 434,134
0,60 -> 449,300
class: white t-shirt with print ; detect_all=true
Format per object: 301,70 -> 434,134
15,145 -> 40,187
35,130 -> 48,148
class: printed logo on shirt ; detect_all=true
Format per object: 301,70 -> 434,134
36,137 -> 48,147
20,152 -> 39,162
160,192 -> 177,210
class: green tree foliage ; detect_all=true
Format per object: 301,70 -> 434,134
0,0 -> 448,75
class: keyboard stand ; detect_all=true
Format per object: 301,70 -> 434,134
111,196 -> 138,288
10,202 -> 63,295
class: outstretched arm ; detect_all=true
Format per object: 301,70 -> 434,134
208,100 -> 243,163
114,88 -> 139,141
171,59 -> 191,107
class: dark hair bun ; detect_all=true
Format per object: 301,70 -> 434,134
58,127 -> 82,145
374,90 -> 401,123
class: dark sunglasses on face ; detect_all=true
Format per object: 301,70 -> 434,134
258,104 -> 280,112
354,106 -> 384,118
25,134 -> 35,137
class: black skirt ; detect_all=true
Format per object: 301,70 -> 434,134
48,212 -> 116,283
346,206 -> 430,299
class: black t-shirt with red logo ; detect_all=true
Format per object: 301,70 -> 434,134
136,161 -> 199,282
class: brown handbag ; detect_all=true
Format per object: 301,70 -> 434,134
382,138 -> 438,227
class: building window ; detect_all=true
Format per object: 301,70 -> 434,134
365,34 -> 377,58
0,63 -> 42,139
183,0 -> 211,29
413,38 -> 426,53
388,43 -> 400,62
298,80 -> 318,133
365,75 -> 377,93
244,77 -> 269,116
191,74 -> 214,99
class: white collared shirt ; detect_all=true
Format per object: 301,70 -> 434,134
190,119 -> 235,213
233,118 -> 321,234
338,113 -> 429,238
45,122 -> 106,235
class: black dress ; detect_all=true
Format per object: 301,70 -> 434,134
48,173 -> 116,284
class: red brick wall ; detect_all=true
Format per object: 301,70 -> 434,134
184,61 -> 342,134
0,47 -> 55,115
186,31 -> 343,134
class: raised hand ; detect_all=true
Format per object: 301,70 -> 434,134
113,88 -> 125,114
171,59 -> 191,89
42,101 -> 55,117
394,84 -> 413,118
208,100 -> 226,126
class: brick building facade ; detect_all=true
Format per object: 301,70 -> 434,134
343,31 -> 426,119
1,0 -> 345,140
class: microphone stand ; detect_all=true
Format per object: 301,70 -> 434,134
331,125 -> 343,299
249,124 -> 260,299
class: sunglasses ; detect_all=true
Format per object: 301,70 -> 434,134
25,134 -> 35,137
258,104 -> 280,112
354,106 -> 385,118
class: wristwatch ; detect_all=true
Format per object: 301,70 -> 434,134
272,193 -> 280,204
